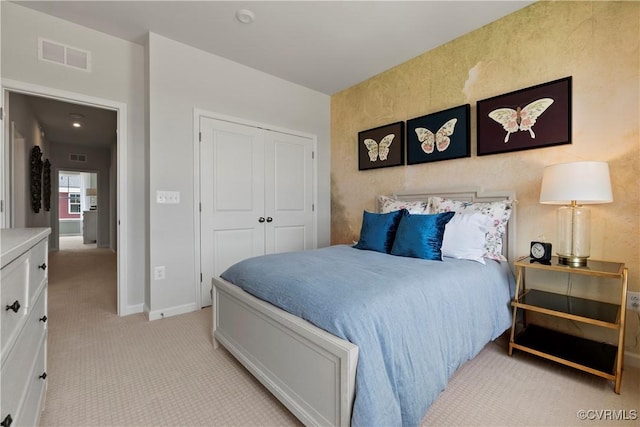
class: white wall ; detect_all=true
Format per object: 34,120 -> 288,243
7,92 -> 51,230
147,33 -> 331,318
1,2 -> 146,312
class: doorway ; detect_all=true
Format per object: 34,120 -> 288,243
1,79 -> 129,316
58,170 -> 98,250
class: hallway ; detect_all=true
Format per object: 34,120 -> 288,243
59,235 -> 97,251
49,242 -> 117,315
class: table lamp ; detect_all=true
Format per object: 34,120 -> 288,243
539,161 -> 613,267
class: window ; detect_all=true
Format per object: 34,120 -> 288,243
68,193 -> 81,214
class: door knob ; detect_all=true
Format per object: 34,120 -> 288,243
258,217 -> 265,223
266,217 -> 273,223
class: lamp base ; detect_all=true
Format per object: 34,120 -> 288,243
558,254 -> 588,267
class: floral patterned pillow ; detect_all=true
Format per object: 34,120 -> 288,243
378,195 -> 431,214
430,196 -> 514,261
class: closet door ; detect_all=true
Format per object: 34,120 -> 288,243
264,131 -> 315,254
200,116 -> 316,307
200,117 -> 265,307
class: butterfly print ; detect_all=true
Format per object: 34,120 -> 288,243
363,134 -> 395,161
415,118 -> 457,154
488,98 -> 554,142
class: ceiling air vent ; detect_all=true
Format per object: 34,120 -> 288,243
38,37 -> 91,72
69,153 -> 87,163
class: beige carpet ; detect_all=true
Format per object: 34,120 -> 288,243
40,247 -> 639,426
59,235 -> 97,251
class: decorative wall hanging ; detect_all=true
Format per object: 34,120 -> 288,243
30,146 -> 43,213
358,121 -> 405,170
406,104 -> 470,165
477,76 -> 572,156
43,159 -> 51,212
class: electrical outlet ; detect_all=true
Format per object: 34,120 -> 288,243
628,291 -> 640,312
154,266 -> 166,280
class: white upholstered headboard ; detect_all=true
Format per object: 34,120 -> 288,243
380,187 -> 517,262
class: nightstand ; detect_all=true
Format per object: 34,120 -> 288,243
509,256 -> 628,393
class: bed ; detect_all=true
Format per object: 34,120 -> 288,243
212,188 -> 516,426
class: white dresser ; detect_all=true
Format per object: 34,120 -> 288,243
1,228 -> 51,427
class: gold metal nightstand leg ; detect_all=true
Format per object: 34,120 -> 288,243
508,265 -> 524,356
614,267 -> 628,394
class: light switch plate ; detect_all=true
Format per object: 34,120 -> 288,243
156,190 -> 180,204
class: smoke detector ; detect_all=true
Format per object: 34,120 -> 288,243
236,9 -> 255,24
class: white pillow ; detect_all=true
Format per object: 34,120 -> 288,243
441,212 -> 493,264
431,196 -> 514,261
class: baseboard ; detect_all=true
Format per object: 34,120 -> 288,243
143,303 -> 151,320
122,303 -> 144,316
624,350 -> 640,368
148,302 -> 198,321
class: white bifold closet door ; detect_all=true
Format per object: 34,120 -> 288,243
199,117 -> 315,307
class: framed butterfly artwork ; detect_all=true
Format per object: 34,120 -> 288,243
406,104 -> 471,165
358,121 -> 405,170
477,76 -> 572,156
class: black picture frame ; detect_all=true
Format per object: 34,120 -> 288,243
358,121 -> 405,170
477,76 -> 572,156
406,104 -> 470,165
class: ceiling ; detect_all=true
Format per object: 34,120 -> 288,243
18,94 -> 117,148
10,0 -> 534,147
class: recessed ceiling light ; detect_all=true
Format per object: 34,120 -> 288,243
70,113 -> 84,128
236,9 -> 255,24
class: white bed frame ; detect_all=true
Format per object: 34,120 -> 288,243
212,188 -> 516,426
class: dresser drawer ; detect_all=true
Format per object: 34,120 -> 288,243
13,334 -> 47,427
27,239 -> 48,304
1,251 -> 30,360
0,289 -> 47,422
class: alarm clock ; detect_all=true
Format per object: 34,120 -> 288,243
530,241 -> 552,265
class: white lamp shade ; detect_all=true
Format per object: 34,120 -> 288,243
539,161 -> 613,205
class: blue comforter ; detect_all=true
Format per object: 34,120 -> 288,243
221,245 -> 514,426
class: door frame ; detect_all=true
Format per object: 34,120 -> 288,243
193,108 -> 318,308
2,78 -> 129,316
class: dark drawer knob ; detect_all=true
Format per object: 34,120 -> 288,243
266,217 -> 273,223
38,263 -> 47,270
1,414 -> 13,427
258,217 -> 265,223
5,301 -> 20,313
39,372 -> 47,380
40,315 -> 48,323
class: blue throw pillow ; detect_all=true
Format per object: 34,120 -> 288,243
354,209 -> 404,253
390,211 -> 456,260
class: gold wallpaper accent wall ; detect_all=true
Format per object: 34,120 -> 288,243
331,2 -> 639,351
